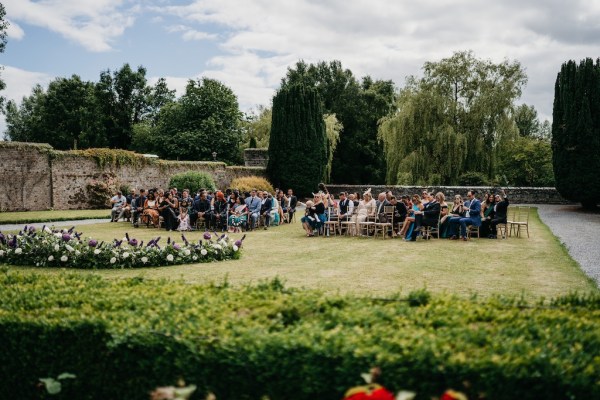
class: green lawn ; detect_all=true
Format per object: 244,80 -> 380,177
5,207 -> 597,299
0,209 -> 109,224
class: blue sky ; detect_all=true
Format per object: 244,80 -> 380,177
3,0 -> 600,134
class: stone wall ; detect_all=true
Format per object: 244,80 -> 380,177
323,185 -> 570,204
0,142 -> 267,211
244,148 -> 268,167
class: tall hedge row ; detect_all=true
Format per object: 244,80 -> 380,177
0,271 -> 599,399
267,84 -> 327,196
552,58 -> 600,208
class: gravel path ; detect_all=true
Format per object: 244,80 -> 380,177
0,218 -> 110,232
535,204 -> 600,286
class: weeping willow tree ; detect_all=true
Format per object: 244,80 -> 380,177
324,113 -> 342,183
379,51 -> 526,185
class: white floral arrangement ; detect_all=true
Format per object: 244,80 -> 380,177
0,226 -> 244,269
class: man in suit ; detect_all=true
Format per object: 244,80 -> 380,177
337,192 -> 354,221
190,192 -> 211,228
375,192 -> 390,219
260,191 -> 275,230
245,189 -> 262,230
284,188 -> 298,223
410,192 -> 441,240
132,189 -> 146,228
448,190 -> 481,241
490,190 -> 509,239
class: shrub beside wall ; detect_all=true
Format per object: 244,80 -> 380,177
1,271 -> 599,400
229,176 -> 275,193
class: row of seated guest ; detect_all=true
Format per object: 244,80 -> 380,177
302,188 -> 509,240
112,186 -> 298,233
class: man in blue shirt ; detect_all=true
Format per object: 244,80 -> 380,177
245,189 -> 262,230
448,190 -> 481,241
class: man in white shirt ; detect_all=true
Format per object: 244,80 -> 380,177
110,191 -> 127,222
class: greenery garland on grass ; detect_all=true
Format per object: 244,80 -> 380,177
0,226 -> 242,269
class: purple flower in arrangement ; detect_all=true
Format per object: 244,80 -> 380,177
167,237 -> 171,244
125,232 -> 130,241
88,239 -> 98,248
234,240 -> 243,248
203,232 -> 212,240
74,232 -> 81,240
113,240 -> 123,248
219,233 -> 227,241
241,234 -> 247,242
128,239 -> 138,247
98,241 -> 105,248
0,233 -> 5,245
62,233 -> 71,242
181,234 -> 189,245
139,241 -> 144,248
68,226 -> 75,234
173,243 -> 181,250
24,225 -> 28,231
9,235 -> 17,248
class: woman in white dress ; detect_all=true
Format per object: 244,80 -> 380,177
352,189 -> 376,235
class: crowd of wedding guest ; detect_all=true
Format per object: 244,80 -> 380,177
300,185 -> 510,240
109,187 -> 298,233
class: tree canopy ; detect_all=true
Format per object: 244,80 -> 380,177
378,51 -> 528,185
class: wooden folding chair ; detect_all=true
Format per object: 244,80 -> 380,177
324,206 -> 340,237
510,206 -> 530,238
373,206 -> 395,239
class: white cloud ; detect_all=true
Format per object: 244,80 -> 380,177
6,19 -> 25,40
154,0 -> 600,118
0,66 -> 53,135
166,24 -> 217,41
3,0 -> 138,52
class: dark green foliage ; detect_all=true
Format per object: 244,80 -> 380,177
248,137 -> 257,149
281,61 -> 394,184
498,137 -> 555,186
457,171 -> 489,186
1,271 -> 599,400
169,171 -> 216,193
552,58 -> 600,208
140,78 -> 244,165
268,84 -> 327,195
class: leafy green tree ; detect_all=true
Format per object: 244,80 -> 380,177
149,78 -> 243,164
268,84 -> 327,195
281,60 -> 394,184
552,58 -> 600,208
243,106 -> 272,148
95,64 -> 150,149
0,3 -> 7,108
379,51 -> 527,185
323,113 -> 342,183
5,76 -> 104,149
498,136 -> 554,187
514,104 -> 541,138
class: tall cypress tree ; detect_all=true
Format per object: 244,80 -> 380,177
552,58 -> 600,208
268,84 -> 327,196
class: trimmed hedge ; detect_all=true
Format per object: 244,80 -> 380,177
0,271 -> 599,399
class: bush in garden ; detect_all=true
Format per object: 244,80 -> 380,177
169,171 -> 216,193
1,271 -> 599,400
229,176 -> 275,193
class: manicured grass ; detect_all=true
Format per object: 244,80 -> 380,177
5,208 -> 598,298
0,209 -> 110,224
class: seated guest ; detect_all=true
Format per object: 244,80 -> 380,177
132,189 -> 146,228
301,195 -> 326,237
410,192 -> 442,240
117,189 -> 135,222
440,194 -> 463,237
110,191 -> 127,222
349,193 -> 359,208
211,191 -> 228,231
490,190 -> 509,239
352,190 -> 376,235
159,192 -> 178,231
190,192 -> 211,228
143,192 -> 160,227
375,192 -> 390,221
260,191 -> 276,230
179,189 -> 192,216
386,190 -> 394,202
389,196 -> 407,237
228,196 -> 248,232
245,189 -> 262,230
399,194 -> 423,238
337,192 -> 354,222
480,193 -> 496,238
448,190 -> 481,241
